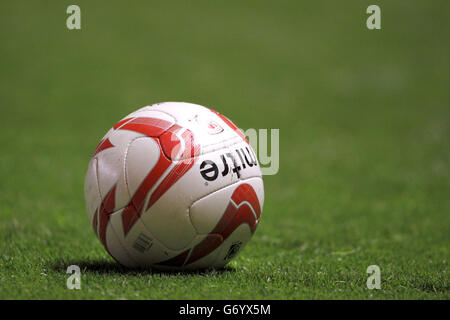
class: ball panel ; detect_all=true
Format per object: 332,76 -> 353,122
139,202 -> 197,251
152,179 -> 264,269
189,177 -> 264,235
125,137 -> 161,198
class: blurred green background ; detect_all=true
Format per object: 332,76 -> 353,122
0,0 -> 448,299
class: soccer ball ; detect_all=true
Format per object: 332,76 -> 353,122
84,102 -> 264,269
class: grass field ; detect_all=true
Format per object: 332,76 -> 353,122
0,0 -> 449,299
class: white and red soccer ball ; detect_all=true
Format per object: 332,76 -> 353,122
84,102 -> 264,269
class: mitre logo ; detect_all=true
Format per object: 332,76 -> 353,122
199,147 -> 258,181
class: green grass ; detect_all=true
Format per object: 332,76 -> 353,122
0,0 -> 448,299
